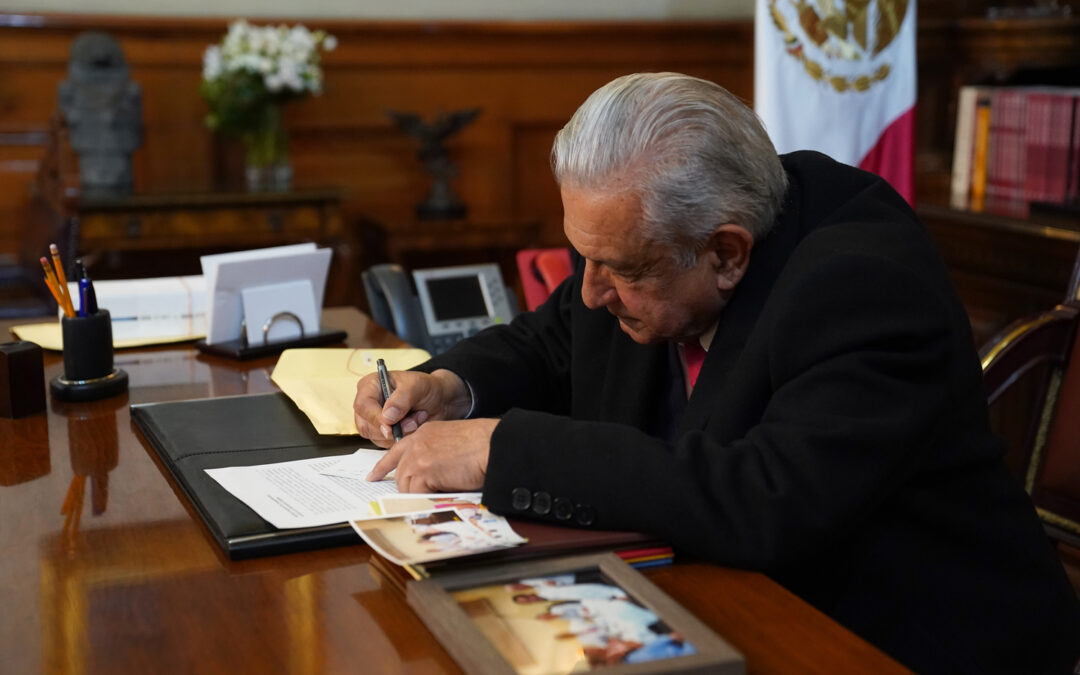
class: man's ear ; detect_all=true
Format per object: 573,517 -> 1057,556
707,225 -> 754,291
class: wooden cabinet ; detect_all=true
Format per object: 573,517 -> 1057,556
919,204 -> 1080,347
17,112 -> 357,309
25,187 -> 355,308
71,189 -> 344,254
915,11 -> 1080,346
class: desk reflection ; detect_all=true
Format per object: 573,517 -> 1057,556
50,390 -> 126,530
0,413 -> 49,486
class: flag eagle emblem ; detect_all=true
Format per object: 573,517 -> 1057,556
766,0 -> 910,93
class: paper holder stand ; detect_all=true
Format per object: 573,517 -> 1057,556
195,299 -> 345,361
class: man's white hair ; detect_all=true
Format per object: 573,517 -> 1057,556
552,72 -> 788,267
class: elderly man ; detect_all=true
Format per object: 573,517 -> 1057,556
355,72 -> 1080,673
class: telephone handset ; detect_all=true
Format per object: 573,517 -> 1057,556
362,263 -> 430,350
362,262 -> 517,355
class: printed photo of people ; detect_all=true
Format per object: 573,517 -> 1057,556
451,569 -> 696,673
351,507 -> 524,565
376,492 -> 484,517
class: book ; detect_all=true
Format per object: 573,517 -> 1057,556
1025,90 -> 1056,204
950,86 -> 981,209
398,519 -> 669,582
366,539 -> 674,601
1045,92 -> 1076,204
969,90 -> 994,213
1069,95 -> 1080,204
985,87 -> 1028,216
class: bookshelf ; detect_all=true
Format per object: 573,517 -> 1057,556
916,10 -> 1080,347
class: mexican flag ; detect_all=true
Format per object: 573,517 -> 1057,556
754,0 -> 917,205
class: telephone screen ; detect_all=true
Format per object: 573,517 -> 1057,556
425,275 -> 489,321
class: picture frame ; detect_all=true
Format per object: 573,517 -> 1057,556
406,552 -> 744,674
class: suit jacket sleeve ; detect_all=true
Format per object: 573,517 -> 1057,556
414,265 -> 579,417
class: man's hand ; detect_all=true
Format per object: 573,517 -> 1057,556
354,369 -> 472,448
366,418 -> 498,493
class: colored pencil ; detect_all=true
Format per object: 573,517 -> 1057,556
49,243 -> 69,297
40,256 -> 74,317
49,244 -> 77,317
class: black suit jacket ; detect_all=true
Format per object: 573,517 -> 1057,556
417,152 -> 1080,673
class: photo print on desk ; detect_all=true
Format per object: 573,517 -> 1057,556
351,506 -> 526,566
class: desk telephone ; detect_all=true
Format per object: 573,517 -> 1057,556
362,263 -> 517,355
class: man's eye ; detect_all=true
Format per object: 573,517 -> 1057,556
612,267 -> 644,282
614,263 -> 660,283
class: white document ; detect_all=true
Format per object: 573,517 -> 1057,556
205,450 -> 398,529
201,244 -> 331,345
241,278 -> 319,345
317,449 -> 397,481
66,275 -> 206,341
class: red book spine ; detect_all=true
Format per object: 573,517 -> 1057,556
986,89 -> 1028,216
1068,96 -> 1080,204
1025,92 -> 1053,204
985,89 -> 1005,207
1046,93 -> 1074,204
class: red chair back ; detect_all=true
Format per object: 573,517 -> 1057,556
516,248 -> 572,311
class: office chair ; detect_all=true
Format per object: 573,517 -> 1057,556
516,247 -> 573,311
981,299 -> 1080,592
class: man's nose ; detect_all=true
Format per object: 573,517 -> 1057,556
581,261 -> 616,309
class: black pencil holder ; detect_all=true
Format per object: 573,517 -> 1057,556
49,310 -> 128,402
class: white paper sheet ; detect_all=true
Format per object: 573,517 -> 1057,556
317,449 -> 398,481
205,449 -> 398,529
200,244 -> 331,345
63,275 -> 206,342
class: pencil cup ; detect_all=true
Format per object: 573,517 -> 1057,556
49,310 -> 128,402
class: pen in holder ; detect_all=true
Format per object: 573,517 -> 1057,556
49,309 -> 129,402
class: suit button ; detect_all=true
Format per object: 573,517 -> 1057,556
553,497 -> 573,521
532,491 -> 552,516
511,488 -> 531,511
574,504 -> 596,526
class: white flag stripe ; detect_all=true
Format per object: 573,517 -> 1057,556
754,1 -> 917,181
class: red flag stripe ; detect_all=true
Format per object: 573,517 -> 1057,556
858,106 -> 917,206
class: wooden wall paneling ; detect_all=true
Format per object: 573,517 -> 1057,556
0,14 -> 753,298
511,122 -> 563,246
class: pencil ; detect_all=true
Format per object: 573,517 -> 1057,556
48,245 -> 77,317
49,243 -> 68,293
40,257 -> 73,317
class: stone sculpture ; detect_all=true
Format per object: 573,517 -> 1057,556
57,32 -> 143,197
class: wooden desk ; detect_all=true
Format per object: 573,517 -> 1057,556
0,309 -> 906,675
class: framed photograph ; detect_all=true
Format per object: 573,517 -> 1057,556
406,552 -> 744,674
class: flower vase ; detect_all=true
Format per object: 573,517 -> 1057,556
243,103 -> 292,192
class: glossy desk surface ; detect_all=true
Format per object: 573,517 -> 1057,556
0,308 -> 907,674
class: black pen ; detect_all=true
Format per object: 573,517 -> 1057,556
376,358 -> 403,442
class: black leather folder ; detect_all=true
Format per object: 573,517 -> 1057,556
132,391 -> 661,564
131,392 -> 365,560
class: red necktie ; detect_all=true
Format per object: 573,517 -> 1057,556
683,341 -> 707,390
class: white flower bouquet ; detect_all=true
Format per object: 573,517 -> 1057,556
200,20 -> 336,168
